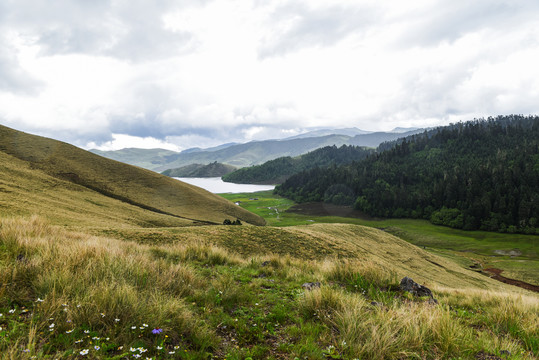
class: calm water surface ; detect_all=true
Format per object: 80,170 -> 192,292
175,177 -> 275,193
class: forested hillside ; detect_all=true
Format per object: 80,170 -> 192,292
275,115 -> 539,233
162,162 -> 237,177
222,145 -> 374,184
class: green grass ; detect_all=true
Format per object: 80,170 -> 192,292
1,217 -> 537,359
220,191 -> 539,285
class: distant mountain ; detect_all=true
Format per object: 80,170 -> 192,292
162,162 -> 237,178
285,127 -> 372,139
391,127 -> 421,133
1,125 -> 265,226
348,130 -> 424,148
90,148 -> 178,170
180,142 -> 238,154
92,130 -> 424,172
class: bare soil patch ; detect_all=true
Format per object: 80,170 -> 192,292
484,268 -> 539,293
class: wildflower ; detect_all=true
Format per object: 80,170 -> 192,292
0,313 -> 2,317
62,303 -> 68,307
101,313 -> 105,317
75,340 -> 83,344
156,346 -> 163,350
114,318 -> 120,322
23,349 -> 31,353
92,336 -> 100,340
174,346 -> 179,350
77,304 -> 81,308
130,347 -> 136,352
94,346 -> 100,351
152,328 -> 163,334
84,330 -> 90,334
63,308 -> 68,312
9,309 -> 15,314
133,355 -> 141,359
49,318 -> 54,321
80,349 -> 89,355
142,323 -> 148,327
131,326 -> 137,330
138,347 -> 147,353
49,323 -> 55,328
66,330 -> 73,334
106,337 -> 110,340
169,351 -> 175,355
139,326 -> 144,330
36,298 -> 44,302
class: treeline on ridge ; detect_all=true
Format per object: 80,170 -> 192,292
222,145 -> 374,184
275,115 -> 539,234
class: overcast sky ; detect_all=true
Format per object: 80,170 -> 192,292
1,0 -> 538,151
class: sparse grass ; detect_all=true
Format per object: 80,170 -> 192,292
1,216 -> 538,359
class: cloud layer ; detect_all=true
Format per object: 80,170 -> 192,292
1,0 -> 538,150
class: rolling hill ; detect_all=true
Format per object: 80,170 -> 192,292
0,124 -> 265,226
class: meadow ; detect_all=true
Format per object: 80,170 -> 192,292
1,216 -> 537,359
220,191 -> 539,286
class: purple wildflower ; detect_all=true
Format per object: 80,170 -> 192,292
152,328 -> 163,334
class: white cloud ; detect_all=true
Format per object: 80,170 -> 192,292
1,0 -> 538,149
87,134 -> 181,152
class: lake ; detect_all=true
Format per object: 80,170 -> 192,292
174,177 -> 275,193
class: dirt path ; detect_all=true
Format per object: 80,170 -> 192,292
483,268 -> 539,293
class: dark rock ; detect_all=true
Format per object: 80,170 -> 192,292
16,254 -> 26,262
475,351 -> 502,360
400,277 -> 435,299
302,282 -> 320,291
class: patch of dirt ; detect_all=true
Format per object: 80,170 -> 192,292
484,268 -> 539,293
286,202 -> 374,219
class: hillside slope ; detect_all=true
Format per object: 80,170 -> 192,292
0,125 -> 264,226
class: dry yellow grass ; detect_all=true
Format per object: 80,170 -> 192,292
0,124 -> 264,226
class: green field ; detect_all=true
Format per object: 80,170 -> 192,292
220,191 -> 539,285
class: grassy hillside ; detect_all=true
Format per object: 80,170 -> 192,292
0,125 -> 264,226
1,217 -> 537,359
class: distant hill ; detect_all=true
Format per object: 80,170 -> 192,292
0,125 -> 265,226
90,147 -> 178,170
162,162 -> 237,178
275,115 -> 539,233
222,145 -> 374,184
285,127 -> 372,139
92,130 -> 423,172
